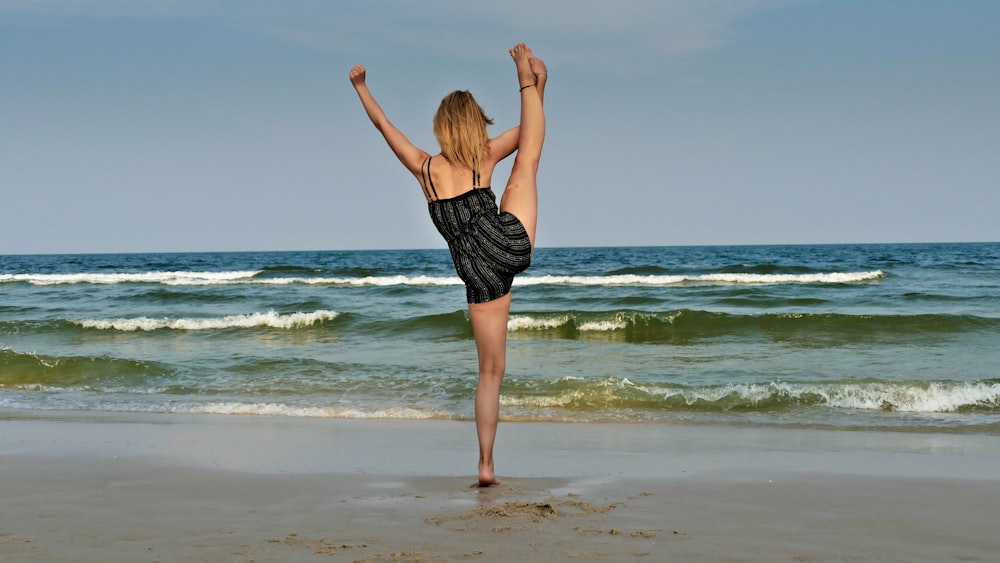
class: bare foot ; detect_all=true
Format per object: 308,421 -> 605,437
478,461 -> 500,487
509,42 -> 535,90
529,55 -> 547,79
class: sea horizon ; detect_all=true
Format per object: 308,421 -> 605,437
4,238 -> 999,258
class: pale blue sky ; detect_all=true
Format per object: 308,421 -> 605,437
2,0 -> 998,254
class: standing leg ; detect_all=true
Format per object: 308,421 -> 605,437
500,43 -> 546,249
468,293 -> 511,486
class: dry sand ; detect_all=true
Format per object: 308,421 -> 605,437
2,411 -> 999,562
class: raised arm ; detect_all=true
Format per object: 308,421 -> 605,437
349,64 -> 428,176
489,126 -> 520,163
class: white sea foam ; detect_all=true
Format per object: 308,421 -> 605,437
823,381 -> 1000,412
248,275 -> 462,286
502,377 -> 639,409
656,380 -> 1000,413
169,402 -> 440,419
506,313 -> 641,332
76,310 -> 340,331
2,270 -> 883,287
0,398 -> 445,419
577,318 -> 629,331
515,271 -> 884,287
507,315 -> 570,331
502,392 -> 581,408
0,271 -> 262,286
670,382 -> 795,405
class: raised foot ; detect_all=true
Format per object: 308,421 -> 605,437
509,42 -> 536,89
530,55 -> 547,78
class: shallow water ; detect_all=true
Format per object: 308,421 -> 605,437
2,243 -> 998,432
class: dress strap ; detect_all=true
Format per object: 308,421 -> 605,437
421,157 -> 438,201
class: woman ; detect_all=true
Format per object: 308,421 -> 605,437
349,43 -> 546,486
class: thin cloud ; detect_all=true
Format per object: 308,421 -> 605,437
319,0 -> 801,69
3,0 -> 800,67
0,0 -> 188,18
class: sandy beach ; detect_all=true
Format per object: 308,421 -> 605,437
2,411 -> 999,562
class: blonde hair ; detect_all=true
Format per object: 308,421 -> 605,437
433,91 -> 493,173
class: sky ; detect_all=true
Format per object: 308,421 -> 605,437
2,0 -> 998,254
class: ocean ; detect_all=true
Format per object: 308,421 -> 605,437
2,243 -> 998,433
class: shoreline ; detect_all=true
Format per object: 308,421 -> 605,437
2,411 -> 1000,561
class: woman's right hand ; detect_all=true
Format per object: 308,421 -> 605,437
349,64 -> 367,87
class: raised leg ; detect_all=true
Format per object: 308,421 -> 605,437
501,43 -> 546,249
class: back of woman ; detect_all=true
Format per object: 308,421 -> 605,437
349,43 -> 546,486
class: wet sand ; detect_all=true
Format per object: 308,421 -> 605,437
2,411 -> 999,562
